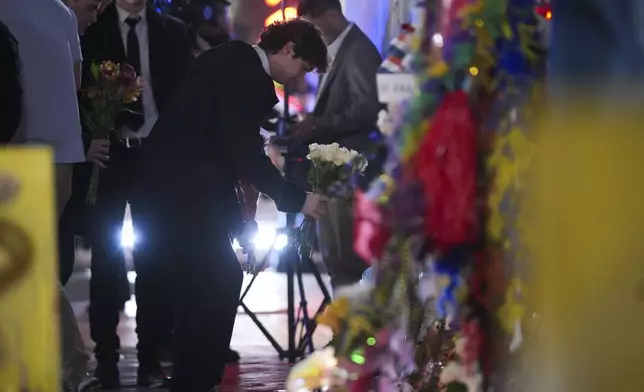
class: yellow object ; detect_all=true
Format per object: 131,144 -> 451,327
264,7 -> 297,27
318,297 -> 350,333
0,148 -> 59,390
528,115 -> 644,391
497,278 -> 525,333
286,347 -> 338,392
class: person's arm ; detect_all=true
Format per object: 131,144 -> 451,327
65,7 -> 83,89
236,181 -> 260,222
218,52 -> 306,213
0,21 -> 22,143
311,47 -> 381,143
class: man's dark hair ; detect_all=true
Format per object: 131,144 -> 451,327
258,18 -> 328,73
297,0 -> 342,18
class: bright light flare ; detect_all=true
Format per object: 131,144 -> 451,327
121,219 -> 135,249
231,226 -> 288,251
264,7 -> 297,26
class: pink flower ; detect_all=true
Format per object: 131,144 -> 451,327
120,64 -> 137,87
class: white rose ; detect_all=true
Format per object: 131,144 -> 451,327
321,146 -> 335,162
307,143 -> 321,160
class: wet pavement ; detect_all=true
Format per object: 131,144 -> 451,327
66,200 -> 332,391
68,269 -> 332,391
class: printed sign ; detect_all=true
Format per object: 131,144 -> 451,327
377,73 -> 417,103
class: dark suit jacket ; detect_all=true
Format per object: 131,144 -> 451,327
0,20 -> 21,143
136,41 -> 306,235
67,4 -> 192,235
80,3 -> 193,115
310,25 -> 382,153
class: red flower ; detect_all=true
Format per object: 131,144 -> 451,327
354,190 -> 391,264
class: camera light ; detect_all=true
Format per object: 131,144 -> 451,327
121,219 -> 136,249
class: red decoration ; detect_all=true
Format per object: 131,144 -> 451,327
354,190 -> 391,264
349,371 -> 377,392
412,90 -> 479,251
461,321 -> 484,370
535,5 -> 552,19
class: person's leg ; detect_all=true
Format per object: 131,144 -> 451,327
171,238 -> 243,391
128,201 -> 172,385
88,158 -> 129,386
58,200 -> 76,286
55,164 -> 93,387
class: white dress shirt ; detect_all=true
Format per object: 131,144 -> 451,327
316,22 -> 354,102
116,5 -> 158,138
252,45 -> 271,76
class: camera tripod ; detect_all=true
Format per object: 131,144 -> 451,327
238,217 -> 332,362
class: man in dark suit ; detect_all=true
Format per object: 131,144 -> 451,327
79,0 -> 193,387
295,0 -> 383,290
135,19 -> 329,391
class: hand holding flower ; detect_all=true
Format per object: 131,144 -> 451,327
80,61 -> 144,203
85,139 -> 110,169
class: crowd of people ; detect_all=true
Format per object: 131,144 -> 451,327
0,0 -> 383,390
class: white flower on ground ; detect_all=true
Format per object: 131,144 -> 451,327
377,109 -> 394,136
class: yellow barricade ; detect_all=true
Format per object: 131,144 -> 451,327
0,148 -> 59,391
529,115 -> 644,391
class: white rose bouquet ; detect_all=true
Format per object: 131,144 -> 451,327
306,142 -> 368,197
300,143 -> 368,249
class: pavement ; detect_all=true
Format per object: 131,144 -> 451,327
66,199 -> 332,391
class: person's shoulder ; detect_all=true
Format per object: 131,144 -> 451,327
223,40 -> 256,56
52,0 -> 76,22
347,25 -> 382,62
210,40 -> 260,64
158,11 -> 188,34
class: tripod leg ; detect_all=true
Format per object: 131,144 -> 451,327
306,254 -> 332,303
295,257 -> 314,354
296,254 -> 332,348
285,246 -> 297,362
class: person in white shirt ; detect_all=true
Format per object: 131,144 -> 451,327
79,0 -> 193,387
0,1 -> 103,390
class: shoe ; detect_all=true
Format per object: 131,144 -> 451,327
62,375 -> 101,391
94,362 -> 120,389
137,362 -> 171,388
225,348 -> 240,364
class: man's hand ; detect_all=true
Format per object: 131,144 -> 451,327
301,193 -> 329,220
290,114 -> 315,143
86,139 -> 110,168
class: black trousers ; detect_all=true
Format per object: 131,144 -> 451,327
89,141 -> 172,365
159,221 -> 243,391
58,201 -> 76,286
58,163 -> 95,286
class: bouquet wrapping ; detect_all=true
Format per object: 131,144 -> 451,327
300,143 -> 368,250
80,61 -> 143,204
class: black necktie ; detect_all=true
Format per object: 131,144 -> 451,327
124,16 -> 144,131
